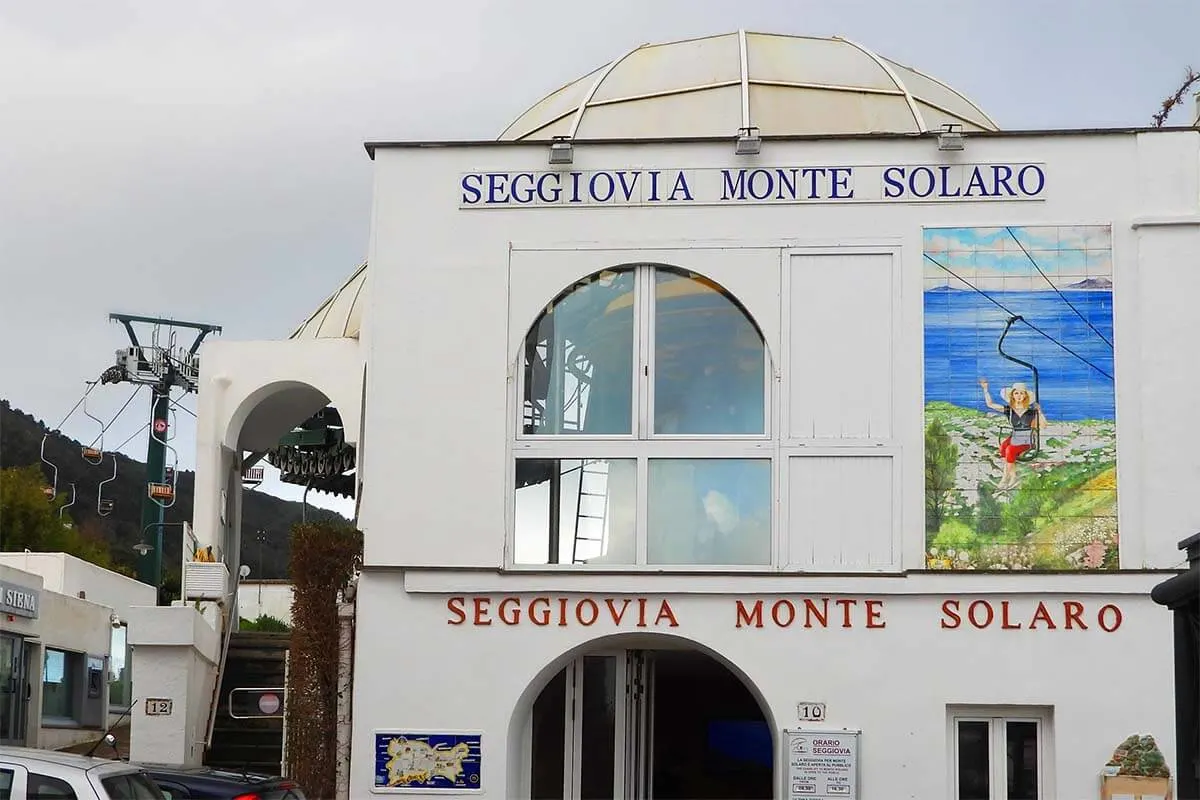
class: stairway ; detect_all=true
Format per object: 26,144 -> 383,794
204,631 -> 290,775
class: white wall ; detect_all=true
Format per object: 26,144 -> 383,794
0,565 -> 115,750
126,604 -> 221,767
191,338 -> 363,586
348,571 -> 1175,799
237,581 -> 294,624
0,552 -> 156,619
359,130 -> 1199,571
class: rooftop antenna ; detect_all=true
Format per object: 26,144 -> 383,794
106,313 -> 222,596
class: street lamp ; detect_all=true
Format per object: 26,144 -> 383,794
132,521 -> 190,602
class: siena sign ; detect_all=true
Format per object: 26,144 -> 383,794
459,162 -> 1047,208
0,580 -> 40,619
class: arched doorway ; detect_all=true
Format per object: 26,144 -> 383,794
526,644 -> 773,799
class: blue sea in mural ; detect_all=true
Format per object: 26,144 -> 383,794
924,289 -> 1114,421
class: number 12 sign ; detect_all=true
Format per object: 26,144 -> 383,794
797,702 -> 826,722
145,698 -> 173,716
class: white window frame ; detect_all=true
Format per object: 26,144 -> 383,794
508,262 -> 777,572
946,705 -> 1054,800
777,244 -> 905,573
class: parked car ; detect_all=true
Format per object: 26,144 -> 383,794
0,745 -> 165,799
138,764 -> 305,800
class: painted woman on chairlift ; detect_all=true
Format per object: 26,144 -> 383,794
978,378 -> 1046,491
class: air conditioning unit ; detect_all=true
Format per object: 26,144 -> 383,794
183,561 -> 229,601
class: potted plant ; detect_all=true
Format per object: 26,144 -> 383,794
1101,734 -> 1172,799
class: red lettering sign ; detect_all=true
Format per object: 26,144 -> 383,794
447,596 -> 679,628
450,596 -> 1122,633
732,598 -> 888,629
938,599 -> 1123,632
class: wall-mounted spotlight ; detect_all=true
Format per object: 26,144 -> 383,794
735,126 -> 762,155
548,135 -> 573,165
937,123 -> 965,151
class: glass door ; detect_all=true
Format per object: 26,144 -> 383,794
528,649 -> 772,800
0,634 -> 27,746
622,651 -> 652,800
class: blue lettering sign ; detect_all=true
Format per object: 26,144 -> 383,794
461,174 -> 483,205
458,163 -> 1045,207
668,171 -> 693,201
882,166 -> 904,198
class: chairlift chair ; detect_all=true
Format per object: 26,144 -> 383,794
996,315 -> 1041,460
40,433 -> 59,499
81,391 -> 105,465
148,419 -> 179,509
59,483 -> 76,526
98,452 -> 117,516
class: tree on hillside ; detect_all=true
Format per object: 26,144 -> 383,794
0,465 -> 117,569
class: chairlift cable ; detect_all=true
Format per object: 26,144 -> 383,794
923,252 -> 1113,381
114,421 -> 151,452
88,386 -> 143,448
52,378 -> 101,431
1004,226 -> 1113,348
168,397 -> 197,418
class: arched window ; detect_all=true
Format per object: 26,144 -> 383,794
513,265 -> 772,568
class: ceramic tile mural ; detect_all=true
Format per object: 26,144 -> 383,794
923,225 -> 1117,571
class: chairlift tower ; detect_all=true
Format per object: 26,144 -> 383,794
105,313 -> 221,596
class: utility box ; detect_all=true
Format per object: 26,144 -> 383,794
183,561 -> 229,601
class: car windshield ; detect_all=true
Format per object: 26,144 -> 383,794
100,772 -> 165,799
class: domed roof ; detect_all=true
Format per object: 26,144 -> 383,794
499,30 -> 997,141
289,262 -> 366,340
294,32 -> 999,340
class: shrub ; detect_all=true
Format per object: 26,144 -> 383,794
283,521 -> 362,798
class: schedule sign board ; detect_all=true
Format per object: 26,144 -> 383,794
785,729 -> 859,800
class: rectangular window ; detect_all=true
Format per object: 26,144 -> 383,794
42,648 -> 79,723
950,709 -> 1048,800
647,458 -> 772,565
109,625 -> 132,709
514,458 -> 637,565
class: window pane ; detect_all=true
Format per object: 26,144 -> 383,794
109,626 -> 131,708
100,773 -> 163,800
653,270 -> 765,435
514,459 -> 637,565
647,459 -> 771,565
42,649 -> 74,720
29,773 -> 76,799
579,657 -> 617,799
523,270 -> 635,435
1006,721 -> 1039,800
956,720 -> 990,800
530,668 -> 567,800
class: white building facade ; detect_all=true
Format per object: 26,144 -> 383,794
0,552 -> 158,729
0,560 -> 141,751
183,32 -> 1199,800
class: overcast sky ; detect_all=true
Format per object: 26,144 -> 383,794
1,0 -> 1196,516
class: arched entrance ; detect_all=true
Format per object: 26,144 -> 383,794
525,642 -> 773,799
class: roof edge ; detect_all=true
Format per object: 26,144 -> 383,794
288,261 -> 368,339
364,125 -> 1198,158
